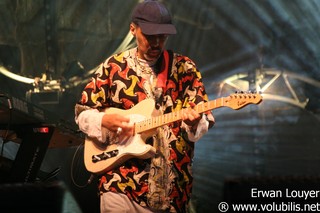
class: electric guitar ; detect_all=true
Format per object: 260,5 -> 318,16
84,92 -> 262,174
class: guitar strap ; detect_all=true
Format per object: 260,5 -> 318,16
156,50 -> 173,89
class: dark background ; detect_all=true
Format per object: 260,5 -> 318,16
1,0 -> 320,212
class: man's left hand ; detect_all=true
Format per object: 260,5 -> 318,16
181,102 -> 202,128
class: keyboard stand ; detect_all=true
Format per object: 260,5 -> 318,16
9,125 -> 54,183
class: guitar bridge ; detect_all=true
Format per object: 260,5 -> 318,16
92,150 -> 119,163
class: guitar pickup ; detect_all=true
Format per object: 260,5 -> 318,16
92,150 -> 119,163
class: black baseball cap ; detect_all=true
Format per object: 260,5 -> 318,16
131,0 -> 177,35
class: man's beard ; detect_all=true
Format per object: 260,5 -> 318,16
144,48 -> 162,62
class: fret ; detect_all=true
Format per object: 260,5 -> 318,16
152,117 -> 156,128
160,114 -> 163,125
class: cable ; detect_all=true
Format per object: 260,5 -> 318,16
70,142 -> 95,188
39,167 -> 61,182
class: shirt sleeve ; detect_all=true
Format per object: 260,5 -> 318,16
181,113 -> 210,142
75,109 -> 107,143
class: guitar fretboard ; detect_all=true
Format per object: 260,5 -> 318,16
133,92 -> 262,134
134,98 -> 225,134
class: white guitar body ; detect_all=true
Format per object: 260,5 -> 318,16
84,99 -> 157,174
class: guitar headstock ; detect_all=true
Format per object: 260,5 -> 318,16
224,91 -> 262,110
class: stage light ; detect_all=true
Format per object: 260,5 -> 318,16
0,66 -> 34,84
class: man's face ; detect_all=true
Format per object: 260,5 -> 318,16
130,23 -> 168,61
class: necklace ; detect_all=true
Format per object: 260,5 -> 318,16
132,49 -> 160,99
136,57 -> 154,74
134,48 -> 159,75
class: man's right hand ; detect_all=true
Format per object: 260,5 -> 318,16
101,113 -> 134,137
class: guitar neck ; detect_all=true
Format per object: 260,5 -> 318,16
134,92 -> 262,134
135,98 -> 224,134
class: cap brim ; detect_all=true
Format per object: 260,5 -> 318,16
138,22 -> 177,35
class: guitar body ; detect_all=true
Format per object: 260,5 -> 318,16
84,99 -> 157,174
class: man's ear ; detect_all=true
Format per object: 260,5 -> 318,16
130,23 -> 136,36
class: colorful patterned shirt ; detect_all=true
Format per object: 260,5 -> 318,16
76,47 -> 214,212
